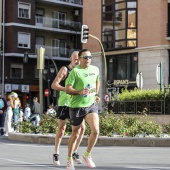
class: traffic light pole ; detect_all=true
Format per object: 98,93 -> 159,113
89,34 -> 107,93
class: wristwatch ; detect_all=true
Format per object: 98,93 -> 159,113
95,94 -> 99,97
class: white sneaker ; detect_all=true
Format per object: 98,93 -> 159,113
82,154 -> 96,168
53,154 -> 60,165
66,160 -> 75,170
72,152 -> 82,164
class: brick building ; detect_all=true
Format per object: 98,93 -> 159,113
83,0 -> 170,95
1,0 -> 170,112
0,0 -> 83,110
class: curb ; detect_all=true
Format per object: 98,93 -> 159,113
8,132 -> 170,147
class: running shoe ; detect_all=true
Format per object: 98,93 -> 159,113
72,152 -> 82,164
82,154 -> 96,168
66,160 -> 75,170
53,154 -> 60,165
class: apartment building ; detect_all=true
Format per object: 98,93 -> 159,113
0,0 -> 83,108
1,0 -> 170,112
83,0 -> 170,95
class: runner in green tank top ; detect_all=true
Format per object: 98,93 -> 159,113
51,51 -> 85,166
65,49 -> 100,170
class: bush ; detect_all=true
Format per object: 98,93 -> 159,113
118,87 -> 165,101
17,113 -> 165,137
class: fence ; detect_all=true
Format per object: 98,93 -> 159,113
107,87 -> 170,115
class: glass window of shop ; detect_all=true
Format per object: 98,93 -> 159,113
102,0 -> 137,50
107,53 -> 138,81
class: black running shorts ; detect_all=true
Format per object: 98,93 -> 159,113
56,106 -> 70,120
69,103 -> 98,126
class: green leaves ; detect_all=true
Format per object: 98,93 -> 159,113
119,88 -> 164,101
17,113 -> 170,137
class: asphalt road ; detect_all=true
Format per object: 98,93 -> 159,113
0,135 -> 170,170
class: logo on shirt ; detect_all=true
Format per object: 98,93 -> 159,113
83,73 -> 95,77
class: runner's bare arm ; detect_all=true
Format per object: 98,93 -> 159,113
51,66 -> 67,91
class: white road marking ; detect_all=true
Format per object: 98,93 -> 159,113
0,158 -> 65,170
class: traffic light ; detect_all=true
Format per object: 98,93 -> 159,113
81,25 -> 89,43
26,94 -> 29,100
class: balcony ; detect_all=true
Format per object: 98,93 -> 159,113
58,0 -> 82,5
35,16 -> 81,33
38,0 -> 83,7
35,45 -> 79,60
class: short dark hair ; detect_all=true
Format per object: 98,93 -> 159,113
33,97 -> 38,102
78,49 -> 89,57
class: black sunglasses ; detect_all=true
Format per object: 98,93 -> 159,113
80,55 -> 92,59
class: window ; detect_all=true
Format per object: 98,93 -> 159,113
36,36 -> 45,49
59,12 -> 66,27
36,9 -> 44,25
59,40 -> 67,57
102,0 -> 137,50
107,53 -> 138,81
52,39 -> 59,56
10,64 -> 23,79
18,2 -> 31,19
52,11 -> 59,28
18,32 -> 30,48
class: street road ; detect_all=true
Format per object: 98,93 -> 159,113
0,136 -> 170,170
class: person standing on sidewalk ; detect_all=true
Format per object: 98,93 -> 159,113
65,49 -> 100,170
5,94 -> 14,136
0,92 -> 7,136
11,92 -> 21,132
51,51 -> 85,166
30,97 -> 40,127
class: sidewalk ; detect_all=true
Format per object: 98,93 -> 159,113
8,132 -> 170,147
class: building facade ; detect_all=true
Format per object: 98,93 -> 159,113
83,0 -> 170,99
1,0 -> 170,112
0,0 -> 83,109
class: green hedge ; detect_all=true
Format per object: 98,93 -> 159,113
17,113 -> 170,137
118,87 -> 165,101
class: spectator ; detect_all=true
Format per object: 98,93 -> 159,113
11,92 -> 21,132
0,92 -> 7,136
5,94 -> 14,136
46,104 -> 56,117
24,103 -> 31,120
30,97 -> 40,126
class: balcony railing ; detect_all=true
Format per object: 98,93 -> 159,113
58,0 -> 82,5
40,0 -> 82,6
35,16 -> 81,32
35,45 -> 79,59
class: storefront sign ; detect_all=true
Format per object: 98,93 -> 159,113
21,85 -> 30,93
5,84 -> 12,92
114,79 -> 129,86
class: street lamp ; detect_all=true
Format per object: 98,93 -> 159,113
23,48 -> 58,117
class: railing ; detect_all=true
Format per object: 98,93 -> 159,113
108,99 -> 170,115
35,45 -> 79,58
58,0 -> 82,5
35,16 -> 81,32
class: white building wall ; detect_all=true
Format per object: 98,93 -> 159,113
138,45 -> 169,89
